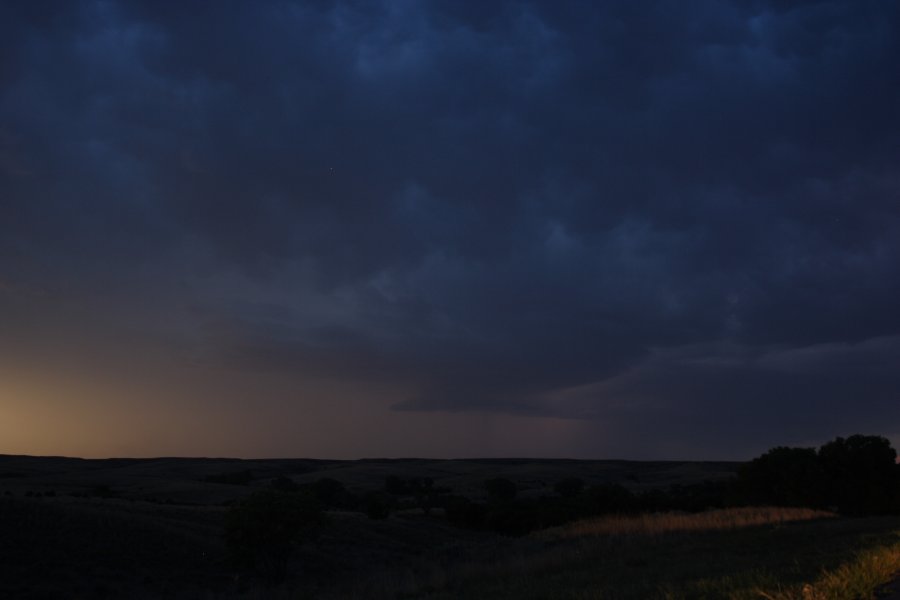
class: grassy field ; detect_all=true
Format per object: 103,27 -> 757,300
313,510 -> 900,600
0,454 -> 740,504
538,506 -> 834,538
4,501 -> 900,599
3,455 -> 900,599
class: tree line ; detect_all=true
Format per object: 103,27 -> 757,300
224,434 -> 900,579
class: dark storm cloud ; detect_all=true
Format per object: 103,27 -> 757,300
2,0 -> 899,455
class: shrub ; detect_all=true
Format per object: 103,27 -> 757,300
90,484 -> 115,498
818,435 -> 899,515
225,489 -> 323,580
737,446 -> 824,508
270,476 -> 299,492
554,477 -> 585,498
385,475 -> 409,496
444,495 -> 486,529
586,483 -> 636,514
204,470 -> 253,485
363,491 -> 393,520
484,504 -> 537,536
310,477 -> 348,507
736,435 -> 900,515
484,478 -> 517,502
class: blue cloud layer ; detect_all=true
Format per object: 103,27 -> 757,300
2,0 -> 899,455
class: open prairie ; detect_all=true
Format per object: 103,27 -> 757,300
0,454 -> 739,504
6,1 -> 900,597
3,454 -> 900,599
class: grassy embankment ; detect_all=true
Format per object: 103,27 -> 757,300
5,495 -> 900,599
314,507 -> 900,600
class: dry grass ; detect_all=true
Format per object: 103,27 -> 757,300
315,508 -> 851,599
538,506 -> 835,540
756,542 -> 900,600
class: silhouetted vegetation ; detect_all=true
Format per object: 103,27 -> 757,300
384,475 -> 410,496
819,435 -> 900,515
736,434 -> 900,515
307,477 -> 353,508
363,491 -> 393,520
3,435 -> 898,597
204,469 -> 253,485
737,446 -> 824,507
436,436 -> 900,537
444,495 -> 487,529
442,480 -> 735,536
224,489 -> 324,580
381,475 -> 451,515
554,477 -> 585,498
269,475 -> 299,492
90,484 -> 115,498
484,477 -> 518,502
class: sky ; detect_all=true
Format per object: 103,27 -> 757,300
1,0 -> 899,460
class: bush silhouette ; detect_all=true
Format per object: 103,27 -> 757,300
444,495 -> 486,528
737,446 -> 824,508
363,491 -> 393,520
410,477 -> 438,515
382,476 -> 445,514
384,475 -> 409,496
225,489 -> 323,580
484,504 -> 537,536
484,477 -> 517,502
818,435 -> 898,514
586,483 -> 635,514
91,484 -> 115,498
737,435 -> 900,515
205,470 -> 253,485
310,477 -> 348,508
270,476 -> 299,492
554,477 -> 585,498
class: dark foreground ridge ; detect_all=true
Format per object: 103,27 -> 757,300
1,436 -> 899,599
0,454 -> 741,506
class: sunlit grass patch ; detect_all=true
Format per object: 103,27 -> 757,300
755,541 -> 900,600
368,513 -> 900,600
539,506 -> 835,540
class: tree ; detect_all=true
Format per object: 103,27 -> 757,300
736,446 -> 825,508
270,476 -> 299,492
818,435 -> 899,515
225,489 -> 323,580
484,478 -> 517,502
737,435 -> 900,515
586,483 -> 635,514
363,491 -> 393,520
443,495 -> 486,529
384,475 -> 409,496
410,477 -> 437,515
310,477 -> 347,508
554,477 -> 585,499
